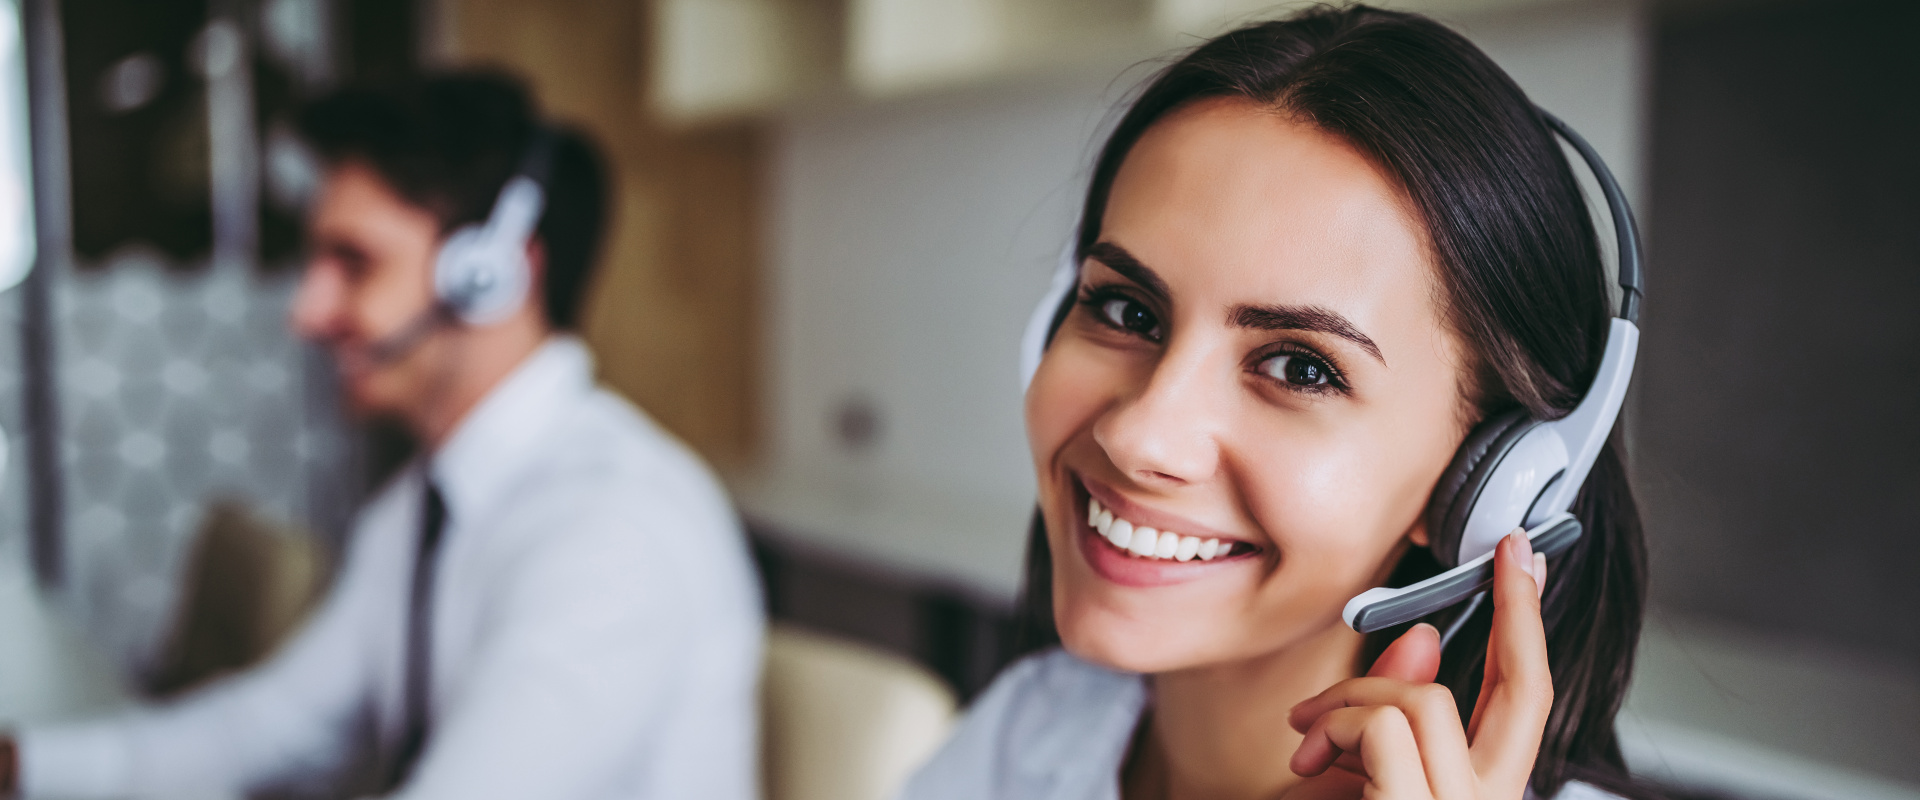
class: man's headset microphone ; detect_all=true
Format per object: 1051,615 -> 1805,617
360,128 -> 556,367
1019,108 -> 1643,643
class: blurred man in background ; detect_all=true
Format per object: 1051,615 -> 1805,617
0,72 -> 764,799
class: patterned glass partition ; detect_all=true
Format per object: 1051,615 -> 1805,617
54,251 -> 354,672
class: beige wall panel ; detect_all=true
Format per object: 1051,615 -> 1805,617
436,0 -> 762,467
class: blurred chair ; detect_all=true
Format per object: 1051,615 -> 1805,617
145,501 -> 328,696
762,624 -> 957,800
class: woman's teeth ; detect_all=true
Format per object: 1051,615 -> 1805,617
1086,497 -> 1232,562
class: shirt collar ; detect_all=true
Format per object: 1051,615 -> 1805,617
1012,652 -> 1149,794
428,335 -> 595,522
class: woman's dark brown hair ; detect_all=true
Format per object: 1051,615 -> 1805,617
1013,5 -> 1652,797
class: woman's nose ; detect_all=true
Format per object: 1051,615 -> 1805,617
1091,347 -> 1224,487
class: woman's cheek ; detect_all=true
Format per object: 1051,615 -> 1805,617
1025,340 -> 1122,475
1244,432 -> 1407,593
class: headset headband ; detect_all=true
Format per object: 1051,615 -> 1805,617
1345,109 -> 1648,632
515,125 -> 558,190
1536,109 -> 1643,323
432,125 -> 556,326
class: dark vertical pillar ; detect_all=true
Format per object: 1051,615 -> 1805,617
21,0 -> 69,587
1641,0 -> 1920,663
919,593 -> 1019,703
919,594 -> 973,697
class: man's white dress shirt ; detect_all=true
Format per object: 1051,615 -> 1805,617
900,648 -> 1623,800
18,337 -> 766,799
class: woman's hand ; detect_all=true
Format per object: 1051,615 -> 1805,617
1286,530 -> 1553,799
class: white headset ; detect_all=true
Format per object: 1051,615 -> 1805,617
363,129 -> 555,364
1019,109 -> 1643,635
433,128 -> 554,325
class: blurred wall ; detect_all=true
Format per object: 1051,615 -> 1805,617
1636,0 -> 1920,671
766,69 -> 1114,514
427,0 -> 762,467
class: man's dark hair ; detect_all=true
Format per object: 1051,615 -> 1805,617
297,71 -> 608,330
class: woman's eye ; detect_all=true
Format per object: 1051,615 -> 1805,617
1099,297 -> 1161,339
1261,354 -> 1329,387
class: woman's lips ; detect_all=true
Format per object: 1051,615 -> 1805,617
1087,495 -> 1235,562
1073,476 -> 1259,587
1078,475 -> 1254,549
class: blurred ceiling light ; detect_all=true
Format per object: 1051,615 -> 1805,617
98,51 -> 165,114
847,0 -> 1008,94
0,0 -> 34,296
264,122 -> 320,212
1156,0 -> 1567,32
647,0 -> 1600,120
261,0 -> 332,88
653,0 -> 839,121
193,19 -> 244,80
0,0 -> 29,487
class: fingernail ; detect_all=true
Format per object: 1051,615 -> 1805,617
1533,552 -> 1547,598
1507,528 -> 1533,567
1413,622 -> 1439,639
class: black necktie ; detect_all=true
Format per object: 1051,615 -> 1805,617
386,481 -> 447,791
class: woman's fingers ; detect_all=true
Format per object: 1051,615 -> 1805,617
1369,622 -> 1442,682
1285,534 -> 1556,799
1467,530 -> 1555,782
1289,676 -> 1475,794
1473,539 -> 1550,736
1291,706 -> 1431,796
1288,623 -> 1438,732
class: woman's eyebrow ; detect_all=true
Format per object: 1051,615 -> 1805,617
1231,304 -> 1386,365
1086,241 -> 1170,299
1090,240 -> 1384,365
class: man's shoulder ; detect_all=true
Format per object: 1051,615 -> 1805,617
495,388 -> 749,568
343,464 -> 424,547
547,388 -> 722,487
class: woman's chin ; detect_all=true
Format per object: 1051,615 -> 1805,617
1053,589 -> 1356,676
1054,606 -> 1237,675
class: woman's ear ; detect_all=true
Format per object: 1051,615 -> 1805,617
1407,518 -> 1432,548
523,237 -> 549,323
524,237 -> 548,283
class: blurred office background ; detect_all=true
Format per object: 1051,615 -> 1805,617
0,0 -> 1911,799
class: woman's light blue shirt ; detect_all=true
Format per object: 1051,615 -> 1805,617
900,648 -> 1622,800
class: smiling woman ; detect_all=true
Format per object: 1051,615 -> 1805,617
901,6 -> 1650,800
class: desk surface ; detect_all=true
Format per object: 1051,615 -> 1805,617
730,471 -> 1032,609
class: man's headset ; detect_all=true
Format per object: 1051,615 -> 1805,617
1019,109 -> 1643,635
363,127 -> 557,364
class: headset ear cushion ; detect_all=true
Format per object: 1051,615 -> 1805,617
1425,409 -> 1536,567
434,222 -> 529,325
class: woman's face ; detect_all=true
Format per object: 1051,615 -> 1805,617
1026,97 -> 1473,673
